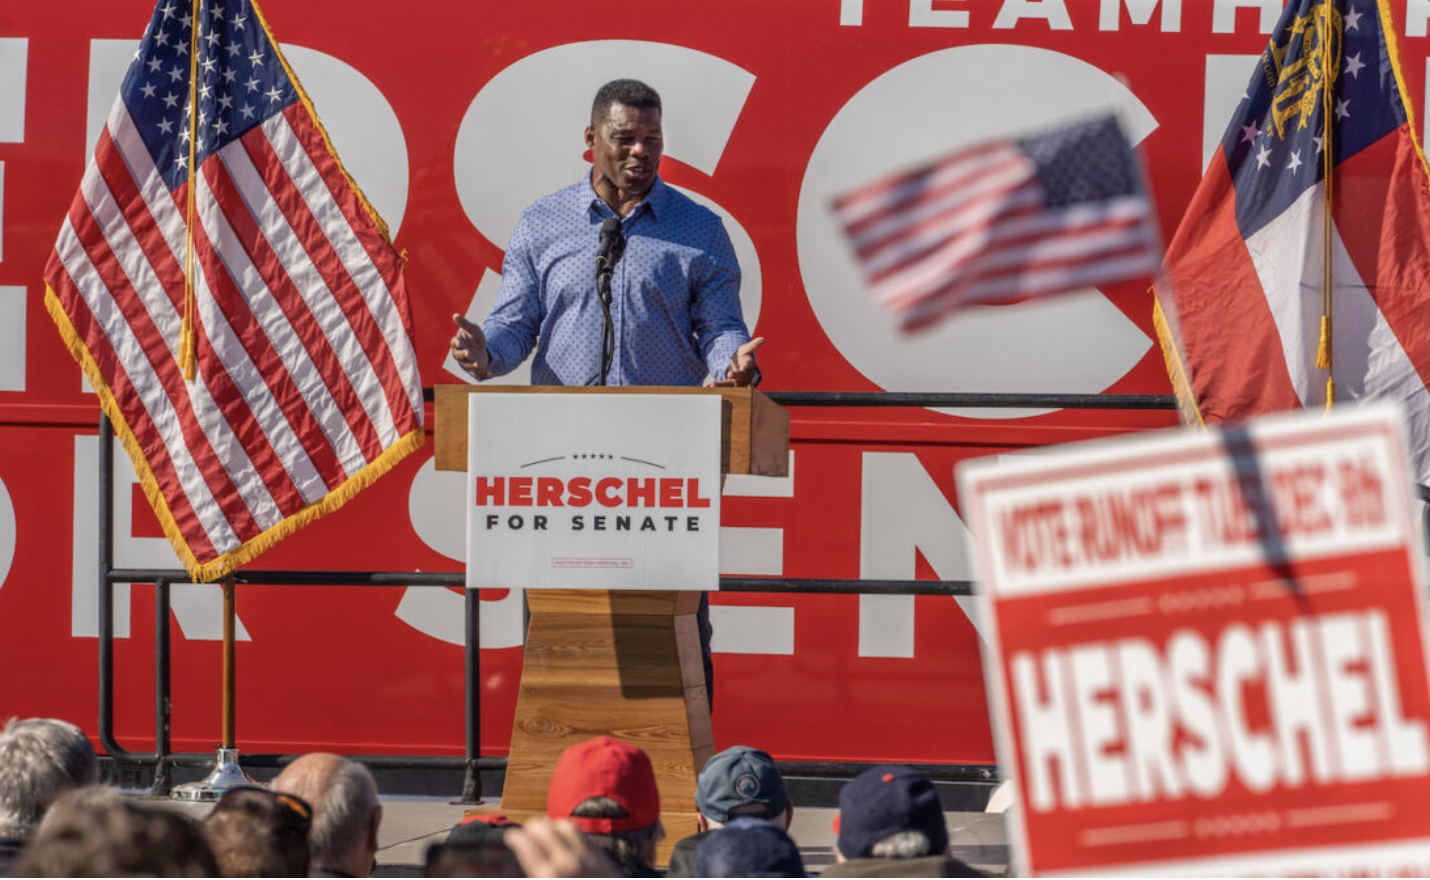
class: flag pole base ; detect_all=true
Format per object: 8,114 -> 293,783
170,747 -> 259,801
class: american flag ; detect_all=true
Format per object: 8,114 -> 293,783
43,0 -> 424,582
833,114 -> 1161,333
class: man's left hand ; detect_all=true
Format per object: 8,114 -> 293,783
715,337 -> 764,387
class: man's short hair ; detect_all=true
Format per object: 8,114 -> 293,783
570,796 -> 663,869
203,786 -> 312,877
591,79 -> 662,124
869,829 -> 936,859
0,717 -> 99,837
13,788 -> 218,877
276,755 -> 379,871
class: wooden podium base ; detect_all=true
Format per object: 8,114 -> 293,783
468,589 -> 713,864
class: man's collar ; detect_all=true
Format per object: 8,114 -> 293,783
582,174 -> 667,222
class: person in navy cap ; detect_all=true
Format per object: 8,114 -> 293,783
694,816 -> 806,878
823,765 -> 982,877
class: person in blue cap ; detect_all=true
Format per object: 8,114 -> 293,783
667,745 -> 792,878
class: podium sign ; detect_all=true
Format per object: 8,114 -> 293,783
466,393 -> 722,590
958,405 -> 1430,877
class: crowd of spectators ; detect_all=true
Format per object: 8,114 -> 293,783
0,716 -> 986,878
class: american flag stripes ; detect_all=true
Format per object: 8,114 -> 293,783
833,114 -> 1161,333
44,0 -> 424,582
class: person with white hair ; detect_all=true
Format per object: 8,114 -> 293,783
272,753 -> 383,877
0,717 -> 99,874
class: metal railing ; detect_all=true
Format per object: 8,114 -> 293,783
96,391 -> 1180,798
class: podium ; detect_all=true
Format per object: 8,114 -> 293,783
434,385 -> 788,859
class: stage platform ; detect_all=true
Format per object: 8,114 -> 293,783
157,795 -> 1011,876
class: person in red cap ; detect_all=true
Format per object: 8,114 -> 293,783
546,736 -> 664,877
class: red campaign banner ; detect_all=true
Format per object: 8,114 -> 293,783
960,406 -> 1430,876
2,0 -> 1430,764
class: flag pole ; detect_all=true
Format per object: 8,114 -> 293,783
1315,6 -> 1337,407
221,575 -> 236,749
171,574 -> 257,800
180,0 -> 201,382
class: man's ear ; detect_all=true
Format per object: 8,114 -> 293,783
584,125 -> 596,149
696,814 -> 710,833
783,804 -> 794,832
367,804 -> 383,852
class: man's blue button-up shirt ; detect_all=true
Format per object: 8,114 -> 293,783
482,176 -> 751,386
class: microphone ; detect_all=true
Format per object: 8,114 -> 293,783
595,217 -> 624,290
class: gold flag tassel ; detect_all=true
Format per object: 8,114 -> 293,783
1316,7 -> 1337,409
179,0 -> 202,381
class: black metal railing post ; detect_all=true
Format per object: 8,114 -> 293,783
461,586 -> 482,803
153,577 -> 172,795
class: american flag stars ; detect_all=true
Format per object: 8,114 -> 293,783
121,0 -> 295,192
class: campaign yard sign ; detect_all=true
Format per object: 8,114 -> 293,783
466,393 -> 722,591
957,405 -> 1430,877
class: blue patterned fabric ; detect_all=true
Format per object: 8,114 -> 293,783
482,175 -> 751,386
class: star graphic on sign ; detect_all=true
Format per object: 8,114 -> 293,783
212,118 -> 229,136
148,57 -> 163,73
179,12 -> 192,27
228,43 -> 242,58
175,40 -> 187,56
163,91 -> 179,108
1255,144 -> 1273,168
245,77 -> 260,93
175,153 -> 187,169
1241,121 -> 1260,144
1287,151 -> 1303,172
205,31 -> 220,47
210,4 -> 225,20
239,104 -> 255,119
141,82 -> 157,99
222,67 -> 236,83
1336,98 -> 1351,121
154,30 -> 170,47
1345,7 -> 1363,30
199,82 -> 212,99
249,51 -> 264,66
1345,52 -> 1365,78
157,118 -> 174,135
265,86 -> 283,103
201,57 -> 217,73
179,126 -> 190,143
168,64 -> 185,82
217,93 -> 233,109
160,2 -> 175,18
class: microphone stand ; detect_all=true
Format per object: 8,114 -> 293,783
592,218 -> 623,386
595,267 -> 616,386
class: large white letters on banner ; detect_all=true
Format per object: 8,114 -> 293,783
70,437 -> 250,642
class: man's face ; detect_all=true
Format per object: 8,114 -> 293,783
586,103 -> 663,198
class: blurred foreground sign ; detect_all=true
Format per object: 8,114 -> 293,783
959,405 -> 1430,876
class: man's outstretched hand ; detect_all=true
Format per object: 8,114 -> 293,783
449,314 -> 491,379
715,336 -> 764,387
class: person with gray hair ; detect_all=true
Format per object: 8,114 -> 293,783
272,753 -> 382,877
0,716 -> 100,874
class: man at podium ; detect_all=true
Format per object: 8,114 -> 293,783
448,78 -> 765,708
448,77 -> 763,388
